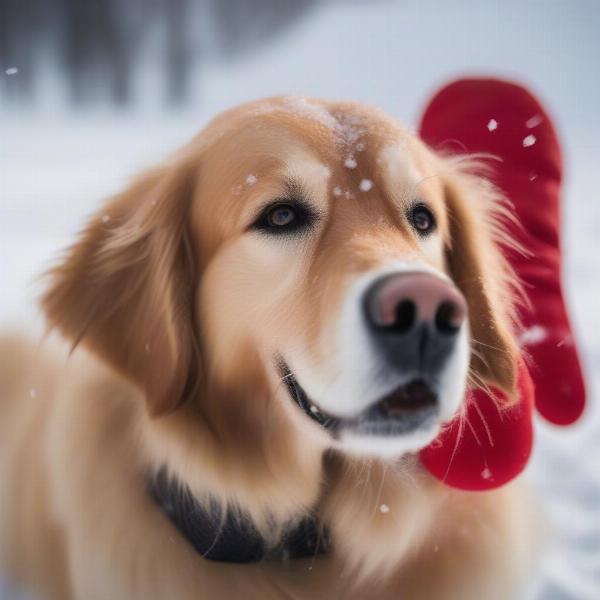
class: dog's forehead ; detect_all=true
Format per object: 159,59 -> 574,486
204,96 -> 416,163
199,96 -> 441,204
193,96 -> 445,246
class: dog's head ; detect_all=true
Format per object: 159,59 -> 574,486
43,97 -> 518,460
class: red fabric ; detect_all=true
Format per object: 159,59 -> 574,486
417,78 -> 586,490
420,362 -> 533,491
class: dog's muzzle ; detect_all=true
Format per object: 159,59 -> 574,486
280,272 -> 467,438
279,359 -> 440,438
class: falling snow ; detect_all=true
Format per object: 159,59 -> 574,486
526,115 -> 543,128
359,179 -> 373,192
481,468 -> 492,480
523,134 -> 537,148
344,156 -> 357,169
487,119 -> 498,132
379,504 -> 390,514
333,186 -> 342,196
4,67 -> 18,76
519,325 -> 547,346
245,174 -> 257,185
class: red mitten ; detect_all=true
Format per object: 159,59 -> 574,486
419,78 -> 586,426
420,362 -> 534,491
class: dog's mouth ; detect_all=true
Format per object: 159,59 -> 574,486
278,359 -> 440,437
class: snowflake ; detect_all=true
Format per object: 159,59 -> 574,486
344,156 -> 357,169
5,67 -> 18,76
519,325 -> 547,346
245,174 -> 257,185
379,504 -> 390,514
526,115 -> 543,128
522,134 -> 536,148
333,186 -> 342,197
359,179 -> 373,192
487,119 -> 498,132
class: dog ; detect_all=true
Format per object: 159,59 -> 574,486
0,96 -> 536,599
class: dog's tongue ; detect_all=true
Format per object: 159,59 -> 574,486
419,362 -> 534,491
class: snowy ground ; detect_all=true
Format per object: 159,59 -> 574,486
1,104 -> 599,600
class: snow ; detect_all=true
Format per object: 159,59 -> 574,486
4,67 -> 18,76
332,111 -> 366,150
379,504 -> 390,514
526,115 -> 543,129
333,186 -> 343,197
523,134 -> 537,147
487,118 -> 498,131
344,156 -> 357,169
255,96 -> 339,132
359,179 -> 373,192
520,325 -> 548,347
245,174 -> 257,185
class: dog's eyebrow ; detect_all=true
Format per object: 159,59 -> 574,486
283,178 -> 310,200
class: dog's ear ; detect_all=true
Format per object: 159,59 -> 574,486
42,160 -> 200,416
442,161 -> 520,398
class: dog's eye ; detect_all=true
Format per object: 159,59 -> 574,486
253,201 -> 315,235
268,205 -> 296,227
409,204 -> 436,235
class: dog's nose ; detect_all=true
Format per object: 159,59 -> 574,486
364,272 -> 467,371
366,272 -> 467,333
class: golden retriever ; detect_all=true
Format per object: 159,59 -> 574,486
0,96 -> 536,599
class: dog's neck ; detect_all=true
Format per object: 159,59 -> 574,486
148,468 -> 330,563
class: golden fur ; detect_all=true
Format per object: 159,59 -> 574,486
0,97 -> 536,599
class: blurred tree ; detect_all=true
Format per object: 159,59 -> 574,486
0,0 -> 324,105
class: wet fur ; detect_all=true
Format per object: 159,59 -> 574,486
0,97 -> 535,599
